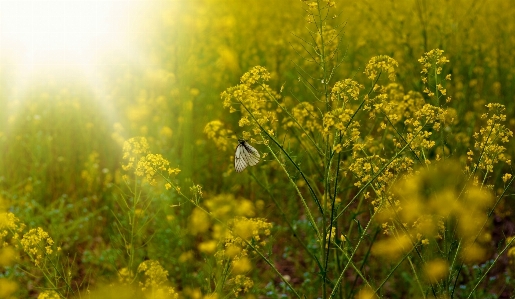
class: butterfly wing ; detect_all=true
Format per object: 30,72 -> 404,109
234,140 -> 260,172
234,143 -> 248,172
241,141 -> 260,166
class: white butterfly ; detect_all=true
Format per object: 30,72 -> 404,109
234,139 -> 260,172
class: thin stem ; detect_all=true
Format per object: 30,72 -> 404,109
466,237 -> 515,298
264,138 -> 321,239
261,83 -> 323,155
250,171 -> 323,269
336,124 -> 426,220
240,101 -> 323,215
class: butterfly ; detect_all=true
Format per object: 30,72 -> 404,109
234,139 -> 260,172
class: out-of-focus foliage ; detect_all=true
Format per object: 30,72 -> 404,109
0,0 -> 514,298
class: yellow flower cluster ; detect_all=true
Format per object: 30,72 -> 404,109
220,66 -> 281,141
303,0 -> 336,23
227,274 -> 254,297
322,226 -> 345,249
187,194 -> 270,296
470,103 -> 513,173
322,108 -> 360,150
118,267 -> 134,284
418,48 -> 451,103
419,49 -> 448,77
330,79 -> 364,104
403,104 -> 447,155
122,136 -> 151,169
204,120 -> 234,151
364,55 -> 399,81
137,260 -> 179,299
227,217 -> 272,250
81,151 -> 113,193
239,65 -> 271,86
20,227 -> 57,267
287,102 -> 322,135
206,194 -> 256,219
503,173 -> 512,183
122,137 -> 180,187
37,290 -> 61,299
349,153 -> 414,199
0,212 -> 26,247
189,184 -> 203,201
134,154 -> 172,186
189,194 -> 259,248
375,162 -> 494,263
305,0 -> 336,9
322,108 -> 351,132
348,154 -> 382,188
362,83 -> 422,121
315,25 -> 339,65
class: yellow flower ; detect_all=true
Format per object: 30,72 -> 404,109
240,66 -> 270,86
239,116 -> 251,127
364,55 -> 399,81
137,260 -> 179,299
330,79 -> 364,103
232,257 -> 252,274
355,287 -> 378,299
472,103 -> 513,172
424,259 -> 449,283
0,279 -> 18,298
20,227 -> 56,266
189,207 -> 211,235
198,240 -> 218,254
0,246 -> 16,267
503,173 -> 512,183
227,275 -> 254,297
204,120 -> 234,151
160,126 -> 173,138
333,144 -> 343,153
118,267 -> 134,284
37,290 -> 62,299
372,234 -> 412,259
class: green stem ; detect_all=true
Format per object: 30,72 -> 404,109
264,138 -> 321,239
466,237 -> 515,298
335,124 -> 427,220
250,171 -> 323,269
240,101 -> 323,215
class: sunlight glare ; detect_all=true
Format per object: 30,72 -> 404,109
0,0 -> 140,78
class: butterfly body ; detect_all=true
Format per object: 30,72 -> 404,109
234,139 -> 260,172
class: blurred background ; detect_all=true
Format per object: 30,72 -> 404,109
0,0 -> 514,296
1,0 -> 513,200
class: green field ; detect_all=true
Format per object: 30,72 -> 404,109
1,0 -> 515,298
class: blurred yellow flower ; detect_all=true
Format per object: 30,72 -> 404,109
199,240 -> 218,254
424,259 -> 449,283
0,278 -> 18,298
160,126 -> 173,138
